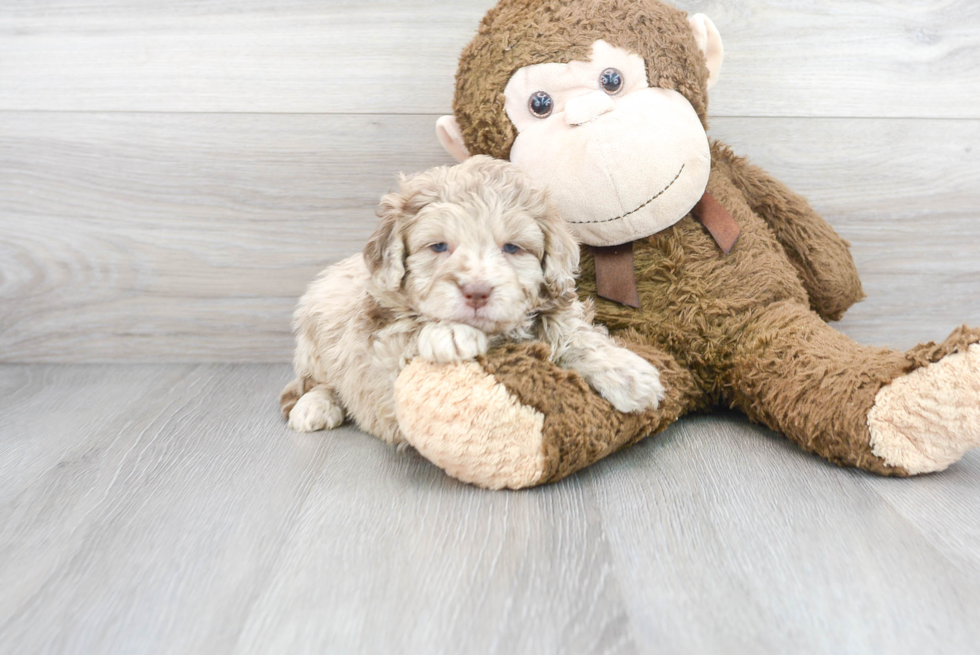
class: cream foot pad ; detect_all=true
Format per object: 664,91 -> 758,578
869,344 -> 980,474
395,359 -> 548,490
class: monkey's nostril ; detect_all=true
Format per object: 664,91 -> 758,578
461,282 -> 493,309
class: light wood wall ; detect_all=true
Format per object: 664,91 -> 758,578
2,0 -> 979,363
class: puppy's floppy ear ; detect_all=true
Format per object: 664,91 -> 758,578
365,169 -> 447,292
364,189 -> 408,293
537,200 -> 580,301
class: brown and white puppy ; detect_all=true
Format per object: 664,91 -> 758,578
280,156 -> 664,443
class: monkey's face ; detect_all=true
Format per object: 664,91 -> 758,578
502,40 -> 711,247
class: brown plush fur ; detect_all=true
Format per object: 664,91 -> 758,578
454,0 -> 710,159
401,0 -> 980,484
479,337 -> 703,483
712,143 -> 866,322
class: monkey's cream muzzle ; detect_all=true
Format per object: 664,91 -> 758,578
508,86 -> 710,247
499,40 -> 711,247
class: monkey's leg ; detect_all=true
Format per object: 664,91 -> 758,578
727,301 -> 980,475
394,339 -> 705,490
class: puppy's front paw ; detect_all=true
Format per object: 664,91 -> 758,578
287,386 -> 345,432
588,350 -> 665,414
417,322 -> 488,363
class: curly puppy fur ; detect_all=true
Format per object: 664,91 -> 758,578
281,156 -> 664,442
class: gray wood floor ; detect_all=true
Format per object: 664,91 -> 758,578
2,364 -> 979,655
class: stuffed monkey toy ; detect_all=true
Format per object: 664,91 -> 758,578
392,0 -> 980,489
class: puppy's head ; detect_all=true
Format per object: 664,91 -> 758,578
364,155 -> 579,333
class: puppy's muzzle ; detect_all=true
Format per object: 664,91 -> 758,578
461,282 -> 493,309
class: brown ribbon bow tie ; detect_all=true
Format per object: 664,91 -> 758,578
592,191 -> 740,308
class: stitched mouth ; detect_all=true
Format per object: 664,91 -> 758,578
566,163 -> 685,225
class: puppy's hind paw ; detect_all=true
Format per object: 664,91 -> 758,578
589,351 -> 665,414
287,386 -> 345,432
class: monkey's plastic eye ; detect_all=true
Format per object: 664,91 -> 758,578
430,242 -> 449,253
600,68 -> 623,95
528,91 -> 553,118
502,243 -> 522,255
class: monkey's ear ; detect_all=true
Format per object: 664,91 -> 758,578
688,14 -> 724,91
436,116 -> 471,163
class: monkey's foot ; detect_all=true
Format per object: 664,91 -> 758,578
395,359 -> 548,490
868,344 -> 980,474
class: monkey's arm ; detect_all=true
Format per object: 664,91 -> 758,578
712,142 -> 865,321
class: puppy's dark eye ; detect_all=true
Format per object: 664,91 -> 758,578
430,242 -> 449,253
502,243 -> 522,255
528,91 -> 553,118
600,68 -> 623,95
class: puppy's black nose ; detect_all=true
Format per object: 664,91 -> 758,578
461,282 -> 493,309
